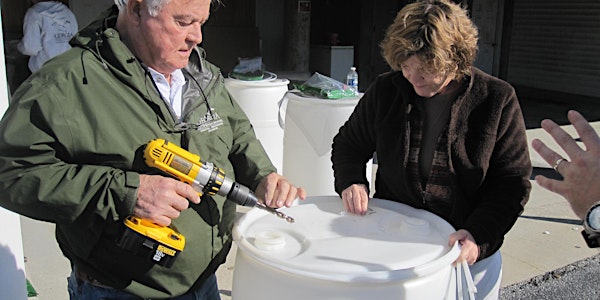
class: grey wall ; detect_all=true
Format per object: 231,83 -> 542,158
470,0 -> 504,76
256,0 -> 286,72
70,0 -> 114,28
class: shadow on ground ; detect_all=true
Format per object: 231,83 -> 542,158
516,86 -> 600,129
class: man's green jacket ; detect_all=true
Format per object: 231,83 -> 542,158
0,6 -> 275,298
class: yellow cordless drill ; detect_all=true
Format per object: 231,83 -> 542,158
117,138 -> 294,267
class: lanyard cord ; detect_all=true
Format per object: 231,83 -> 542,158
172,71 -> 215,132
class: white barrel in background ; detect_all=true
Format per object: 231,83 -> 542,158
281,92 -> 371,196
225,77 -> 290,173
232,196 -> 462,300
0,208 -> 28,300
0,11 -> 28,299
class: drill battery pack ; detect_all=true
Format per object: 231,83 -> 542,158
117,216 -> 185,268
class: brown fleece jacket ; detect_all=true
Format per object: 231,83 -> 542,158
332,67 -> 532,260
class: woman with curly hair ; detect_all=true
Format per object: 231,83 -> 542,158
331,0 -> 531,298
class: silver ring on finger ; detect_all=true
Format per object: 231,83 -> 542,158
553,158 -> 568,172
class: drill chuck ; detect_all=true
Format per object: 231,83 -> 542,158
195,163 -> 259,207
227,182 -> 260,207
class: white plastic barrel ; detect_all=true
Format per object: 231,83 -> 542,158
0,28 -> 28,298
225,77 -> 290,172
232,196 -> 462,300
281,92 -> 371,196
0,208 -> 28,299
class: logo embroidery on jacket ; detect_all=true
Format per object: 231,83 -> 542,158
197,109 -> 223,132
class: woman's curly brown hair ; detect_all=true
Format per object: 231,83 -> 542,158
381,0 -> 478,80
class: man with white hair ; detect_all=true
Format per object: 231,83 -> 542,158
0,0 -> 305,299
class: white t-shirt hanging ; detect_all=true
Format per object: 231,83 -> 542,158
148,68 -> 186,120
18,1 -> 78,72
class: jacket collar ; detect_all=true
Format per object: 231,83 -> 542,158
70,5 -> 215,93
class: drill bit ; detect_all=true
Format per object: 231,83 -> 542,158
255,202 -> 295,223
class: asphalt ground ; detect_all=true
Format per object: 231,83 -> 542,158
499,254 -> 600,300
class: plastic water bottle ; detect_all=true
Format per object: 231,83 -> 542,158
346,67 -> 358,95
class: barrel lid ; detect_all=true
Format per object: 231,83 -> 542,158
284,90 -> 362,105
233,196 -> 460,283
225,72 -> 289,87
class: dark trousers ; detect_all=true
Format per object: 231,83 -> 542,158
68,269 -> 221,300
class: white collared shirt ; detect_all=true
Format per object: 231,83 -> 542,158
148,68 -> 186,120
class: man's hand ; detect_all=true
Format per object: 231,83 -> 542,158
135,174 -> 200,226
256,173 -> 306,208
531,110 -> 600,219
340,183 -> 370,215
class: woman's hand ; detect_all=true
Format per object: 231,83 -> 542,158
340,184 -> 369,215
449,229 -> 479,265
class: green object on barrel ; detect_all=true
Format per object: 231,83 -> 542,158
27,279 -> 38,297
229,56 -> 265,81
